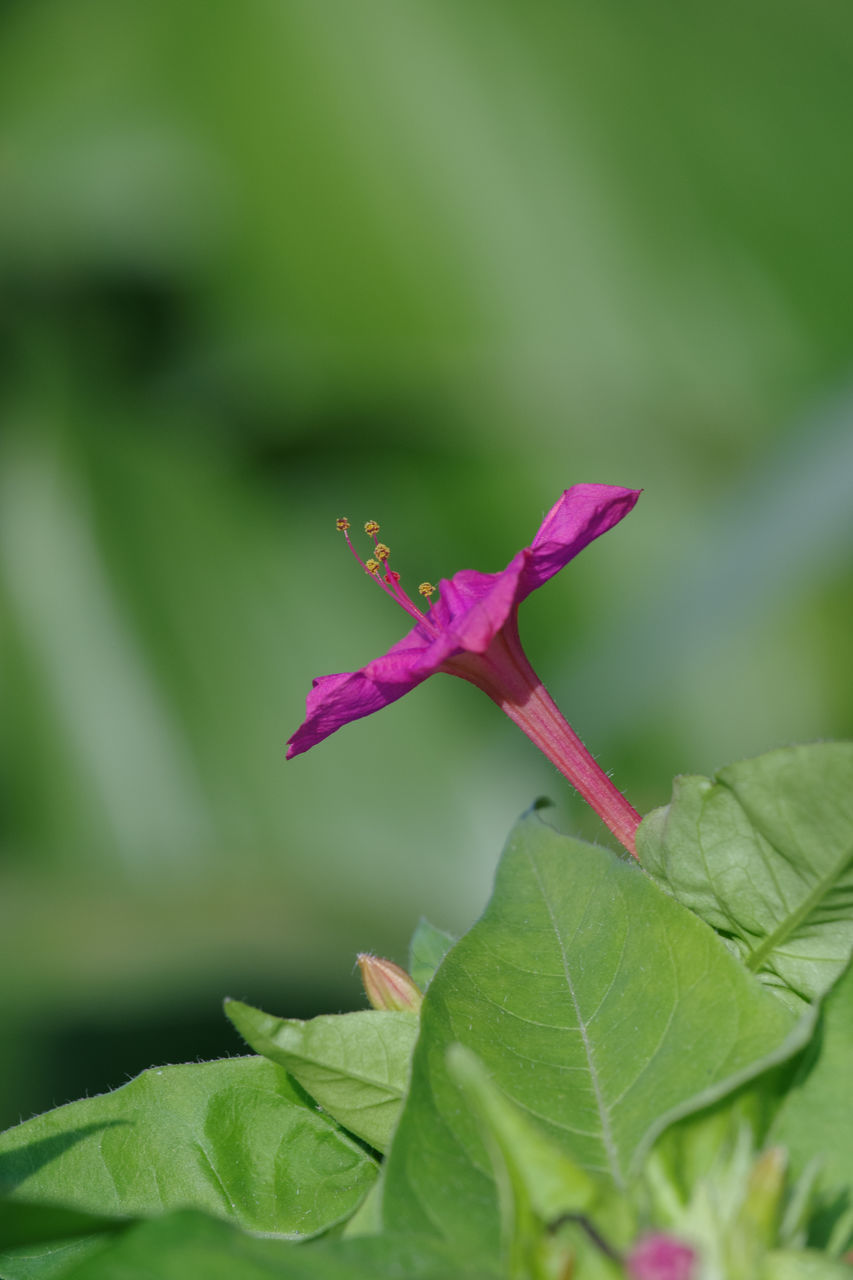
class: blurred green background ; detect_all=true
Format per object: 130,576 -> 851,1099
2,0 -> 852,1130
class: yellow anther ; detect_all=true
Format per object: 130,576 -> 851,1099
336,517 -> 350,532
374,542 -> 390,562
365,558 -> 380,575
364,520 -> 380,538
418,582 -> 435,598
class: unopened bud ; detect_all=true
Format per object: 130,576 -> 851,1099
358,954 -> 423,1014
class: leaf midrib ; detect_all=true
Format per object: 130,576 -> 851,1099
731,822 -> 853,973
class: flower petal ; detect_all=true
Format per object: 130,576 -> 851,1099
286,626 -> 434,757
520,483 -> 641,598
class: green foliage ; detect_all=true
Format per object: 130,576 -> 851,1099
2,744 -> 853,1276
446,1045 -> 628,1279
770,959 -> 853,1210
759,1252 -> 853,1280
381,811 -> 809,1265
48,1211 -> 500,1280
638,744 -> 853,1008
0,1201 -> 127,1251
0,1058 -> 377,1278
225,1002 -> 418,1152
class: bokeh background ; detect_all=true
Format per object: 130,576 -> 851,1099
2,0 -> 853,1131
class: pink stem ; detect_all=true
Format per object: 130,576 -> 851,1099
444,610 -> 641,859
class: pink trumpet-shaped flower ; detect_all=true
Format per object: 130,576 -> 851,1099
287,484 -> 642,856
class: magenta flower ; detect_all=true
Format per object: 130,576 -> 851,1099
287,484 -> 642,856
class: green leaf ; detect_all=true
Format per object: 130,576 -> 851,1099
446,1044 -> 602,1225
0,1200 -> 126,1251
0,1198 -> 123,1280
225,1002 -> 418,1153
408,918 -> 456,991
0,1055 -> 376,1277
0,1238 -> 110,1280
447,1045 -> 627,1280
760,1249 -> 853,1279
770,959 -> 853,1201
643,1091 -> 766,1214
638,744 -> 853,1008
382,812 -> 810,1261
54,1210 -> 500,1280
342,1174 -> 384,1238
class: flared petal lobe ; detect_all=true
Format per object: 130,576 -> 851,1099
520,483 -> 641,598
286,625 -> 435,758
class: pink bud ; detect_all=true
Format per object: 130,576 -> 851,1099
627,1233 -> 697,1280
357,953 -> 423,1013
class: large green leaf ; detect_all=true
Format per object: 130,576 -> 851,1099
54,1209 -> 500,1280
638,744 -> 853,1008
0,1055 -> 376,1280
446,1045 -> 603,1225
381,812 -> 810,1260
225,1002 -> 418,1153
447,1046 -> 627,1279
770,959 -> 853,1205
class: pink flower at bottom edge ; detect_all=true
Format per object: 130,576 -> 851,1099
627,1233 -> 698,1280
287,484 -> 642,856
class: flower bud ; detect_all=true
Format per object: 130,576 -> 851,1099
357,953 -> 423,1014
627,1233 -> 697,1280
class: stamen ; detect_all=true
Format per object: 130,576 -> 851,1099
385,570 -> 438,630
339,515 -> 440,635
419,582 -> 435,598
